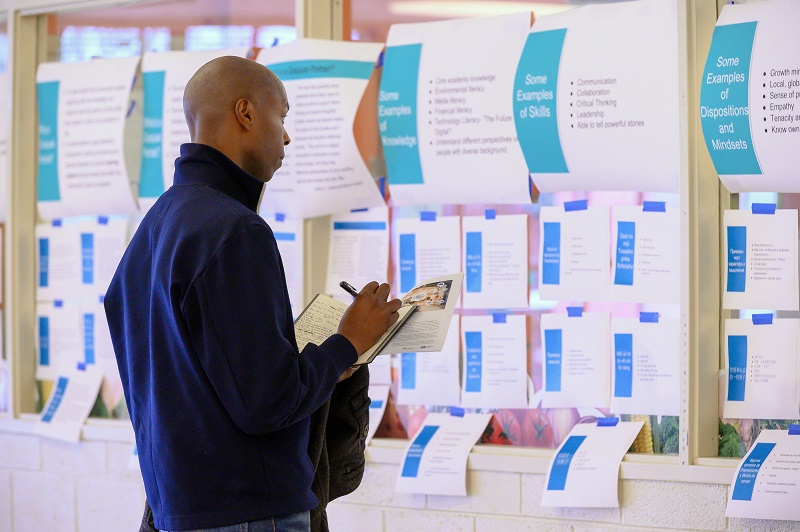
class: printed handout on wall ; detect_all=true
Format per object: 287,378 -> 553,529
381,13 -> 533,206
539,202 -> 610,302
257,39 -> 386,218
700,0 -> 800,192
36,57 -> 140,219
461,213 -> 528,309
139,47 -> 250,212
540,310 -> 610,409
722,207 -> 798,311
516,0 -> 680,192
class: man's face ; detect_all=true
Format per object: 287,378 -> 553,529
243,83 -> 291,183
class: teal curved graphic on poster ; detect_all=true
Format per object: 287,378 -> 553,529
513,29 -> 568,174
380,44 -> 423,185
267,59 -> 375,81
139,70 -> 166,199
700,22 -> 761,175
37,81 -> 60,202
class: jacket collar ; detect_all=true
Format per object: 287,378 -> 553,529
173,143 -> 264,212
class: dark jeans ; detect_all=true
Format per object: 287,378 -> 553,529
159,511 -> 310,532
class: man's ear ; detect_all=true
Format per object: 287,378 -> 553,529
234,98 -> 254,131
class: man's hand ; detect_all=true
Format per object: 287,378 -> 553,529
338,281 -> 402,355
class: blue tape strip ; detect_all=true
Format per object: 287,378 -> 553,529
639,312 -> 659,323
564,199 -> 588,212
643,201 -> 666,212
752,313 -> 773,325
566,307 -> 582,318
492,313 -> 506,323
54,300 -> 63,308
450,406 -> 465,417
275,213 -> 286,222
52,219 -> 62,227
99,295 -> 105,303
350,208 -> 368,213
127,100 -> 136,118
598,417 -> 620,427
377,51 -> 384,68
420,211 -> 436,221
97,216 -> 109,225
751,203 -> 776,215
76,362 -> 86,371
485,209 -> 496,220
789,424 -> 800,435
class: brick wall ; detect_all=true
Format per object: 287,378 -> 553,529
0,431 -> 797,531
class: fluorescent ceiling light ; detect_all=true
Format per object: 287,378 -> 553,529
389,1 -> 576,18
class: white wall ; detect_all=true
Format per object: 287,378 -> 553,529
1,429 -> 798,531
0,431 -> 144,532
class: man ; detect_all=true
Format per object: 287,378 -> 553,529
105,56 -> 400,531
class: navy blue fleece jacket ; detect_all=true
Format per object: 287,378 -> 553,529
105,143 -> 357,531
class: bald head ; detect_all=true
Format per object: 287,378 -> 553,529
183,56 -> 291,182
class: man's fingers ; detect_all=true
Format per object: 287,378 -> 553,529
387,298 -> 403,313
360,281 -> 379,295
375,282 -> 391,300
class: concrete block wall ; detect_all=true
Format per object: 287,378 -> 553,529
0,432 -> 144,532
1,430 -> 798,531
328,462 -> 800,531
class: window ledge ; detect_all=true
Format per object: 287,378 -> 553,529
0,418 -> 735,485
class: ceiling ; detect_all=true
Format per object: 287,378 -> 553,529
54,0 -> 576,42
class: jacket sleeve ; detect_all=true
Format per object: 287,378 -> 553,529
181,222 -> 357,435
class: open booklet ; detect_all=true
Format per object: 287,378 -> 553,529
294,273 -> 464,366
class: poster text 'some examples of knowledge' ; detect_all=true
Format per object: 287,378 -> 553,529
258,39 -> 386,218
381,13 -> 533,206
514,0 -> 680,193
701,0 -> 800,192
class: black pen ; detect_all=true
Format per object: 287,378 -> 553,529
339,281 -> 359,297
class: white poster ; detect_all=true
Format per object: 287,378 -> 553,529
541,420 -> 643,507
516,0 -> 680,193
393,214 -> 461,297
139,47 -> 250,211
395,412 -> 491,496
381,13 -> 532,206
541,310 -> 610,409
726,428 -> 800,521
460,314 -> 528,409
257,39 -> 385,218
36,301 -> 83,381
539,203 -> 610,302
724,317 -> 800,420
36,57 -> 140,219
397,320 -> 461,407
260,212 -> 304,318
324,207 -> 390,302
36,222 -> 82,302
35,364 -> 103,443
610,204 -> 680,304
700,0 -> 800,192
722,208 -> 798,311
461,213 -> 528,309
82,297 -> 124,413
610,316 -> 680,416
